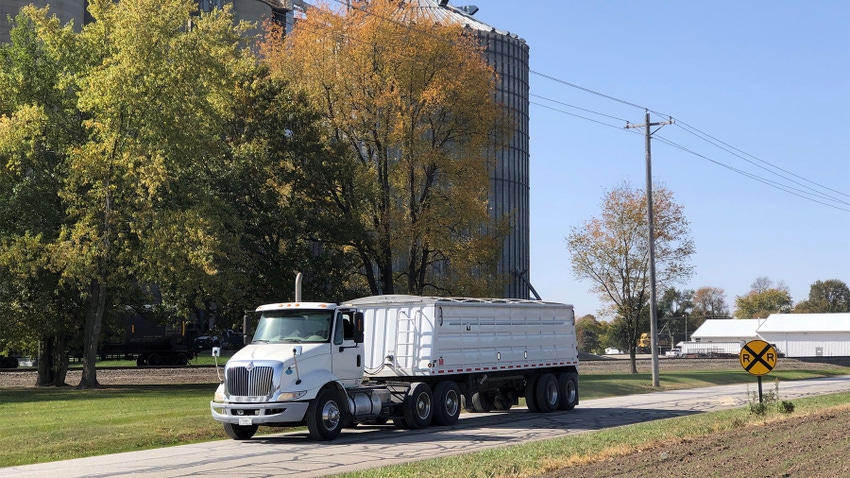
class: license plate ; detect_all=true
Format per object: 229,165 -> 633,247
238,417 -> 253,426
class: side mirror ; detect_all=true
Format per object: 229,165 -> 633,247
353,311 -> 365,344
211,346 -> 220,357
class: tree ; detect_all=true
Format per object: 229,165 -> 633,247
575,314 -> 603,354
690,286 -> 730,332
0,10 -> 88,386
566,182 -> 695,373
658,288 -> 693,344
734,277 -> 792,318
20,0 -> 257,388
794,279 -> 850,313
261,0 -> 509,296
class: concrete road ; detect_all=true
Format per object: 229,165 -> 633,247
5,375 -> 850,478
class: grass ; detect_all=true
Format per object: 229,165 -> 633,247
1,365 -> 849,468
334,392 -> 850,478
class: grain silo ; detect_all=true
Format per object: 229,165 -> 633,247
0,0 -> 86,44
413,0 -> 532,299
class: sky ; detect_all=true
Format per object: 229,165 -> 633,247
470,1 -> 850,318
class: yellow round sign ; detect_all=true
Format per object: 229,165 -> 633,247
739,339 -> 778,376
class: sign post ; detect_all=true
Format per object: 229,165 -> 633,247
739,339 -> 778,403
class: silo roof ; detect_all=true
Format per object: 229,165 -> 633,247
408,0 -> 523,41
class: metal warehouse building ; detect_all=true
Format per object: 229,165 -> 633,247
689,313 -> 850,358
757,313 -> 850,358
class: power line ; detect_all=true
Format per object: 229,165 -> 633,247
288,0 -> 850,211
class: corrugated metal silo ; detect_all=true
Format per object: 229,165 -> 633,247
0,0 -> 86,44
414,0 -> 532,299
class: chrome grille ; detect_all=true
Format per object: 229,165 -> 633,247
225,365 -> 275,397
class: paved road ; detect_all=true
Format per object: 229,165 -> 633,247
5,375 -> 850,478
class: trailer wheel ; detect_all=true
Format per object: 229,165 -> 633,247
470,392 -> 494,413
535,373 -> 559,413
175,353 -> 188,366
432,381 -> 461,425
307,388 -> 344,440
524,374 -> 540,412
223,423 -> 258,440
493,389 -> 514,411
147,354 -> 163,366
557,372 -> 579,411
403,382 -> 433,429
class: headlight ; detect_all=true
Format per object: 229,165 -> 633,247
213,384 -> 226,403
277,391 -> 307,401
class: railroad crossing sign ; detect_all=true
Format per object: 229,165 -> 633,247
739,339 -> 777,376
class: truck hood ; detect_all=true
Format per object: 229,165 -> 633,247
227,342 -> 327,364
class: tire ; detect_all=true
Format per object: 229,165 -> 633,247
403,382 -> 433,429
223,422 -> 258,440
175,354 -> 188,366
470,392 -> 494,413
524,374 -> 540,412
493,389 -> 514,411
557,372 -> 579,411
147,354 -> 163,366
432,381 -> 461,426
306,388 -> 345,440
535,373 -> 559,413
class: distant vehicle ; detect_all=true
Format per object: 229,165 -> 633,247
604,348 -> 622,355
194,336 -> 220,350
665,348 -> 682,358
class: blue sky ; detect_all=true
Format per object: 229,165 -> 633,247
472,1 -> 850,318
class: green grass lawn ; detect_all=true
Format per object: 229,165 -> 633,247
1,366 -> 849,468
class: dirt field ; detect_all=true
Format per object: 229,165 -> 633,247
536,356 -> 850,478
533,405 -> 850,478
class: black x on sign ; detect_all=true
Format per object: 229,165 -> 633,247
739,339 -> 778,376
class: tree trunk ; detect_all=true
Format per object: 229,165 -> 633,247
36,335 -> 70,386
79,281 -> 107,389
629,345 -> 638,374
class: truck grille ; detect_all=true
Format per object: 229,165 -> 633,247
225,365 -> 275,397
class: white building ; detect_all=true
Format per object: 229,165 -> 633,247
757,313 -> 850,358
686,314 -> 850,358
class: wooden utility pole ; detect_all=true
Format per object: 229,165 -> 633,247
626,110 -> 673,387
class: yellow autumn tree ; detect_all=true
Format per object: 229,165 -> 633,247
567,183 -> 695,373
262,0 -> 509,295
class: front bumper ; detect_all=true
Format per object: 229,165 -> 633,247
210,400 -> 310,426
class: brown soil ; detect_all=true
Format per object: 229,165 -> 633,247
533,405 -> 850,478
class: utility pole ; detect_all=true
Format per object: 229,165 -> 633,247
625,110 -> 673,387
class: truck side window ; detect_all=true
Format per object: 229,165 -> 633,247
333,315 -> 355,345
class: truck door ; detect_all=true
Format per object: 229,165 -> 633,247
331,309 -> 362,388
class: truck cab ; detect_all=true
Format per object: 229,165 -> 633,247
210,302 -> 371,440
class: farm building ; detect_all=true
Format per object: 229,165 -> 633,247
756,313 -> 850,358
690,319 -> 762,343
681,314 -> 850,358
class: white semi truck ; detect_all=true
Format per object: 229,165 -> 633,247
210,293 -> 579,441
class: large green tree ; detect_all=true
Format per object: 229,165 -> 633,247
734,277 -> 793,318
658,288 -> 694,344
794,279 -> 850,313
566,183 -> 695,373
261,0 -> 510,296
12,0 -> 257,387
0,10 -> 87,385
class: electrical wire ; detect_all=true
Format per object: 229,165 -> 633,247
284,0 -> 850,212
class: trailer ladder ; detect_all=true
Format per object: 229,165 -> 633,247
394,311 -> 417,370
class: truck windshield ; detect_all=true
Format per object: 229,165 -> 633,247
253,310 -> 333,344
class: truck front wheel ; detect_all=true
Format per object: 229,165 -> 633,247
307,389 -> 344,440
223,423 -> 258,440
